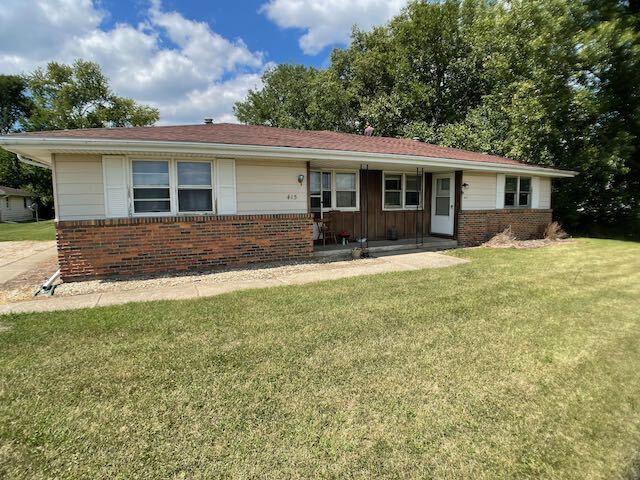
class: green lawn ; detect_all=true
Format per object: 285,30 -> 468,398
0,220 -> 55,241
1,239 -> 640,479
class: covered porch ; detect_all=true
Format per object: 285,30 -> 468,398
308,159 -> 462,251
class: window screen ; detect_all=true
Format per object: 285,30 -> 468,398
177,162 -> 213,212
132,160 -> 170,213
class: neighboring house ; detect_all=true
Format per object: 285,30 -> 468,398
0,186 -> 34,222
0,123 -> 575,281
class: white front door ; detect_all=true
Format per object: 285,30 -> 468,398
431,173 -> 455,235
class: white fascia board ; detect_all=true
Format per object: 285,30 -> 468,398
0,136 -> 578,178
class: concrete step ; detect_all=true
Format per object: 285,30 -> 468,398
314,239 -> 458,259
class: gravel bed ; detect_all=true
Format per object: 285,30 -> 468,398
55,256 -> 381,297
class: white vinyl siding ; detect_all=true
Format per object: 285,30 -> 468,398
0,196 -> 33,222
463,172 -> 551,210
461,172 -> 497,210
236,160 -> 307,214
54,154 -> 105,220
538,177 -> 552,209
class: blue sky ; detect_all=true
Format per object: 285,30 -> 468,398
0,0 -> 408,124
101,0 -> 326,67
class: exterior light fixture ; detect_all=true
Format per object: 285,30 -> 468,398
297,174 -> 305,184
462,182 -> 470,190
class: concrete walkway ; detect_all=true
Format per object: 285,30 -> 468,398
0,241 -> 57,285
0,251 -> 468,315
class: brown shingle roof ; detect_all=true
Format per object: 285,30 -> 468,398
0,185 -> 32,197
9,123 -> 527,166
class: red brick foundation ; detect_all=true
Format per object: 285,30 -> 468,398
458,209 -> 553,246
56,214 -> 314,281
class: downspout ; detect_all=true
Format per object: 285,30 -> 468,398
34,269 -> 60,297
17,154 -> 52,170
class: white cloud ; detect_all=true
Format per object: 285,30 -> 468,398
0,0 -> 266,124
260,0 -> 408,55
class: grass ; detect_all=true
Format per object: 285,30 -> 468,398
0,220 -> 55,241
1,238 -> 640,478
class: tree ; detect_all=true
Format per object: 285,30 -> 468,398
235,0 -> 640,238
24,60 -> 159,131
0,75 -> 33,134
0,60 -> 160,216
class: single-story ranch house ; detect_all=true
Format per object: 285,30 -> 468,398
0,185 -> 34,223
0,123 -> 575,281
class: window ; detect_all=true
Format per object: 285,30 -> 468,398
310,172 -> 332,211
132,160 -> 171,213
336,172 -> 357,208
310,170 -> 358,211
5,197 -> 8,208
384,174 -> 402,208
505,176 -> 531,208
435,177 -> 451,216
405,175 -> 422,207
177,161 -> 213,212
383,173 -> 423,209
23,198 -> 27,208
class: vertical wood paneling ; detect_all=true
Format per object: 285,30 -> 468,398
326,169 -> 431,241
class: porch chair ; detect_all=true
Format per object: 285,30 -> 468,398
319,219 -> 338,246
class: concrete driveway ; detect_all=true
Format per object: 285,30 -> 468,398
0,241 -> 57,303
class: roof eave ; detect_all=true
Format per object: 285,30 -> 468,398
0,136 -> 577,178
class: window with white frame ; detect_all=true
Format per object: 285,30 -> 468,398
384,174 -> 402,208
177,161 -> 213,212
335,172 -> 357,208
310,170 -> 358,211
384,173 -> 423,209
505,176 -> 531,208
405,174 -> 422,207
131,159 -> 215,215
132,160 -> 171,213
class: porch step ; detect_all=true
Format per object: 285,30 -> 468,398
313,237 -> 458,259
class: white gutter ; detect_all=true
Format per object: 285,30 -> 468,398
1,136 -> 577,177
16,153 -> 52,170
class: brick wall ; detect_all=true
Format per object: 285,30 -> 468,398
458,209 -> 553,246
56,214 -> 314,281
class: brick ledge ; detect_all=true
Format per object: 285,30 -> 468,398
57,213 -> 313,228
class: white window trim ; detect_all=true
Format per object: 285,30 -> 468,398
175,159 -> 215,214
310,169 -> 360,212
382,172 -> 424,211
128,157 -> 217,217
504,175 -> 532,209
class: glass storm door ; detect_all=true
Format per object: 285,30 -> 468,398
431,173 -> 454,235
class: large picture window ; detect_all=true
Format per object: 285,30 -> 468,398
132,160 -> 171,213
177,161 -> 213,212
383,172 -> 423,209
505,176 -> 531,208
310,170 -> 358,211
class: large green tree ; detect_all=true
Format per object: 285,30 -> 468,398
0,61 -> 160,216
24,60 -> 159,131
235,0 -> 640,237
